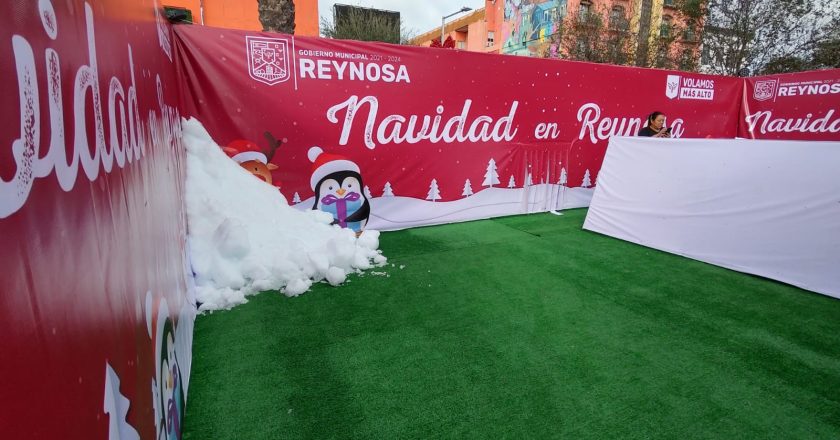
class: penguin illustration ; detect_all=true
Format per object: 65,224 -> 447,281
308,146 -> 370,233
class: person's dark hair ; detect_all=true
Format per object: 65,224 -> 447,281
646,111 -> 664,127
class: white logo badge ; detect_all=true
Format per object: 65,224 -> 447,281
753,79 -> 778,101
246,36 -> 291,86
665,75 -> 681,99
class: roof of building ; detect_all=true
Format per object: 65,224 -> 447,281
410,7 -> 486,45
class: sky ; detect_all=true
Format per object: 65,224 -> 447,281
317,0 -> 487,36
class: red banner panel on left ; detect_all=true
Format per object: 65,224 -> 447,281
0,1 -> 193,438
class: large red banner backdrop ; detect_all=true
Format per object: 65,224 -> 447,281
174,26 -> 743,230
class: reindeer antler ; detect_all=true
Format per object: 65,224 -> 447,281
262,131 -> 283,162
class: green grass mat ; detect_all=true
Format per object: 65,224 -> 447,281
182,209 -> 840,439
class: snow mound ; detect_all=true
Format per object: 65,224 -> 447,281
182,118 -> 386,311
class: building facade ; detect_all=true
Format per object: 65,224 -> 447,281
413,0 -> 701,70
410,8 -> 498,53
162,0 -> 319,36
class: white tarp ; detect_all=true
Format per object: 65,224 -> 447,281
583,137 -> 840,299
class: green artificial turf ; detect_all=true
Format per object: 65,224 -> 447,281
181,209 -> 840,439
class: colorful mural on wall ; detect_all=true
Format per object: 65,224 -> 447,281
503,0 -> 567,56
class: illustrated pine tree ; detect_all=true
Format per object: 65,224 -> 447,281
482,158 -> 501,187
525,173 -> 534,186
559,167 -> 568,186
426,179 -> 441,201
507,175 -> 516,188
292,192 -> 301,204
382,182 -> 394,197
581,169 -> 592,188
462,179 -> 474,197
364,185 -> 373,199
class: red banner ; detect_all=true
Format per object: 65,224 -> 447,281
0,1 -> 191,438
173,26 -> 743,230
740,69 -> 840,140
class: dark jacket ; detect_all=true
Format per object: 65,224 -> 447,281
638,126 -> 659,137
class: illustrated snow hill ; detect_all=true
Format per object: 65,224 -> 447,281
295,184 -> 595,231
182,118 -> 386,311
290,154 -> 598,231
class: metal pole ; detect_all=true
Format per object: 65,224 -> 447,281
440,8 -> 472,46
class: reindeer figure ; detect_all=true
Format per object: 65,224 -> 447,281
223,132 -> 283,188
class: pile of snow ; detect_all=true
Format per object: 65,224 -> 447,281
182,118 -> 386,311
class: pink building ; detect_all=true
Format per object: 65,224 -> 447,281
410,7 -> 498,53
413,0 -> 701,69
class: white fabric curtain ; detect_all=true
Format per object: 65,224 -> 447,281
584,137 -> 840,299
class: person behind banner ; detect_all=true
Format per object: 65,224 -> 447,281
638,111 -> 671,138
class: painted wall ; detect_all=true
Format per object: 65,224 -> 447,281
502,0 -> 699,64
503,0 -> 567,56
466,20 -> 490,52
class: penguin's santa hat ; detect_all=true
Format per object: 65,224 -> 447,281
308,146 -> 360,190
223,139 -> 268,164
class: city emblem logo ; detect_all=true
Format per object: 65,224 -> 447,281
246,36 -> 291,86
753,79 -> 778,101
